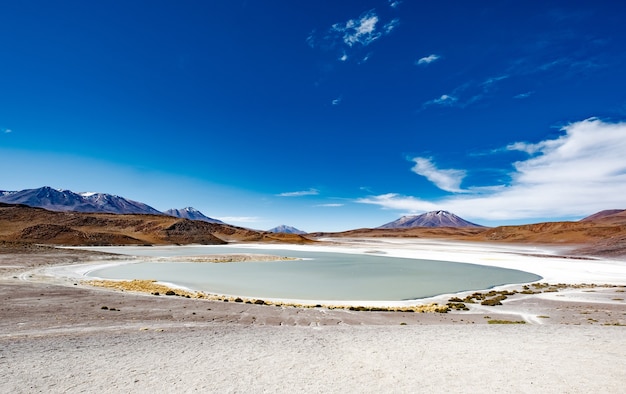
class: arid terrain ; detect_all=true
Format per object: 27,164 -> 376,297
312,209 -> 626,258
0,202 -> 313,245
1,203 -> 625,392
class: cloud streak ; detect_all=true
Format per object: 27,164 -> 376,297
422,75 -> 509,109
513,91 -> 534,99
416,54 -> 441,65
277,188 -> 320,197
359,118 -> 626,222
410,157 -> 466,193
423,94 -> 458,107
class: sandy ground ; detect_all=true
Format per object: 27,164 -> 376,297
1,240 -> 625,392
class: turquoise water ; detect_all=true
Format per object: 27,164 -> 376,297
86,246 -> 542,301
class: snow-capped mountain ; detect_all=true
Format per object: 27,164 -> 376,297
0,186 -> 162,215
164,207 -> 224,224
267,225 -> 306,234
378,210 -> 484,229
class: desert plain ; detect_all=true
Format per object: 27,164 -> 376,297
1,236 -> 625,393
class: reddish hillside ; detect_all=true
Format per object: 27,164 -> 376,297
466,221 -> 626,244
0,203 -> 313,246
310,213 -> 626,257
580,209 -> 626,225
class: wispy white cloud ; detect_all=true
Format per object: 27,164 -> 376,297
507,36 -> 607,84
410,157 -> 466,193
505,141 -> 543,154
277,188 -> 320,197
383,18 -> 400,34
332,97 -> 342,106
423,94 -> 458,107
389,0 -> 402,9
513,91 -> 534,99
315,203 -> 344,207
416,54 -> 441,65
422,75 -> 509,109
482,75 -> 509,86
308,10 -> 398,64
332,11 -> 381,47
305,31 -> 317,49
2,128 -> 12,134
358,193 -> 438,213
359,119 -> 626,221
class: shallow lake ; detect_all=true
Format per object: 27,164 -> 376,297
85,245 -> 542,302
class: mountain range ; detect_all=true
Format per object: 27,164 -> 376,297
0,187 -> 306,231
0,202 -> 314,246
0,187 -> 484,231
3,186 -> 625,243
0,186 -> 162,215
0,187 -> 222,223
1,186 -> 625,256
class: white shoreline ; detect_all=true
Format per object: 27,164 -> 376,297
7,241 -> 625,393
53,239 -> 626,308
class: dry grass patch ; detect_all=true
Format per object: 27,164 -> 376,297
487,319 -> 526,324
87,279 -> 203,299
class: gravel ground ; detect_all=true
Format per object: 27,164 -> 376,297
1,244 -> 625,393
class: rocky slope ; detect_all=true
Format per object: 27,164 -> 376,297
0,203 -> 313,246
267,225 -> 306,234
0,187 -> 162,215
378,210 -> 484,228
164,207 -> 223,223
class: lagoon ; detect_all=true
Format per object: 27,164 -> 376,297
85,245 -> 542,302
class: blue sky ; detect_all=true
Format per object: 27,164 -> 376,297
2,1 -> 626,232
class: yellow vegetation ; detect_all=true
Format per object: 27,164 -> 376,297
84,279 -> 451,313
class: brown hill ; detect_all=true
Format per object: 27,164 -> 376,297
0,203 -> 314,246
580,209 -> 626,225
466,221 -> 626,244
2,203 -> 624,256
310,215 -> 626,258
310,227 -> 486,239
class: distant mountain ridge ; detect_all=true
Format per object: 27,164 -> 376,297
0,203 -> 315,246
0,186 -> 162,215
579,209 -> 626,225
267,225 -> 306,234
0,187 -> 231,225
164,207 -> 223,224
580,209 -> 625,221
378,210 -> 484,229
